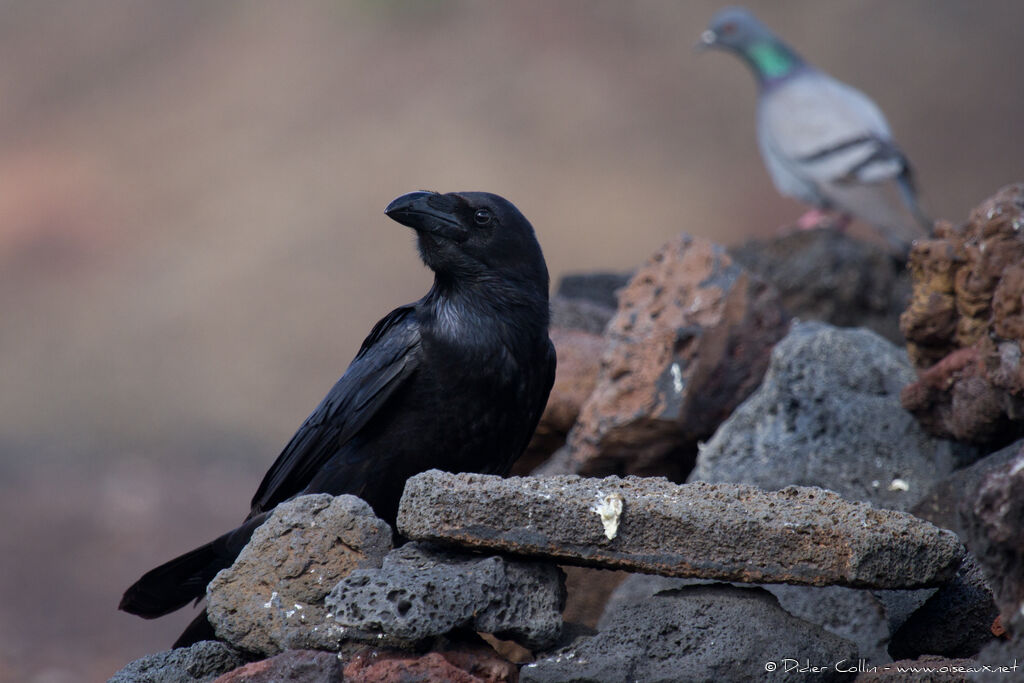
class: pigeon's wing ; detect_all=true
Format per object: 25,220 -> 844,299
758,72 -> 928,243
758,72 -> 903,195
247,305 -> 421,516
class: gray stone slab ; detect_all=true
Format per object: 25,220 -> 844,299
398,471 -> 964,589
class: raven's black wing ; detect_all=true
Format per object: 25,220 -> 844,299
522,338 -> 557,453
121,309 -> 420,621
247,305 -> 420,517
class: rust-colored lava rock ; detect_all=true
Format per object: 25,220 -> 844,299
900,184 -> 1024,444
567,234 -> 789,479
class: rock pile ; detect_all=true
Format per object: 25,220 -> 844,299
111,470 -> 973,682
112,193 -> 1024,680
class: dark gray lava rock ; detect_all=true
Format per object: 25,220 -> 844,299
913,440 -> 1021,533
397,471 -> 964,589
212,649 -> 343,683
596,573 -> 691,631
522,584 -> 858,683
555,271 -> 631,312
601,574 -> 892,663
108,641 -> 247,683
691,321 -> 958,511
767,584 -> 892,665
959,448 -> 1024,623
206,494 -> 392,655
325,541 -> 565,650
729,227 -> 911,344
889,555 -> 999,660
549,271 -> 630,338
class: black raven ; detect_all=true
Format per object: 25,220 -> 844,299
120,191 -> 556,647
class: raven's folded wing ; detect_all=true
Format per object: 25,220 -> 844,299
247,305 -> 421,516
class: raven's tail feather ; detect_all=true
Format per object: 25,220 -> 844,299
119,539 -> 223,618
173,609 -> 218,649
119,513 -> 267,620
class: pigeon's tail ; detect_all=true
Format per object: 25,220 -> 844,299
897,167 -> 933,237
119,513 -> 267,620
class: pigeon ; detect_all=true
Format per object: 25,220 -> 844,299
700,7 -> 931,250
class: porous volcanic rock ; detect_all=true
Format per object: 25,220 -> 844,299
900,183 -> 1024,445
888,555 -> 998,660
602,573 -> 895,664
958,447 -> 1024,623
206,494 -> 392,655
729,227 -> 911,344
212,649 -> 342,683
325,541 -> 565,650
342,647 -> 518,683
397,470 -> 964,589
521,584 -> 858,683
567,233 -> 788,480
691,321 -> 958,512
912,439 -> 1022,533
108,641 -> 247,683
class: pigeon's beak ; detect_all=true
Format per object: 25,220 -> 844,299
695,29 -> 718,52
384,191 -> 468,243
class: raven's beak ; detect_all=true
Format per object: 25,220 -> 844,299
695,29 -> 717,52
384,191 -> 468,242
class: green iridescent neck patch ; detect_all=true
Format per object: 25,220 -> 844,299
748,41 -> 795,79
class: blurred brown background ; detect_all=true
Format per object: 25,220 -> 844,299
0,1 -> 1019,680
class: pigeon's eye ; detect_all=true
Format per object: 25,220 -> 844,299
720,22 -> 737,35
474,208 -> 493,226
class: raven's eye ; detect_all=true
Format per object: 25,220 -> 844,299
474,208 -> 493,226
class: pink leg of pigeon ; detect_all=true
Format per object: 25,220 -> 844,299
795,209 -> 851,232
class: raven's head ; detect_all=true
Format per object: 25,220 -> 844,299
384,190 -> 548,296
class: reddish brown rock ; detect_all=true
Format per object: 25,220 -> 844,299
567,234 -> 788,479
213,650 -> 343,682
343,648 -> 517,682
901,184 -> 1024,444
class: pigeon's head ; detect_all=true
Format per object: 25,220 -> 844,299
700,7 -> 770,52
385,190 -> 548,293
699,7 -> 803,82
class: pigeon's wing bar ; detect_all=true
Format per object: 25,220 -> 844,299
761,73 -> 906,191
